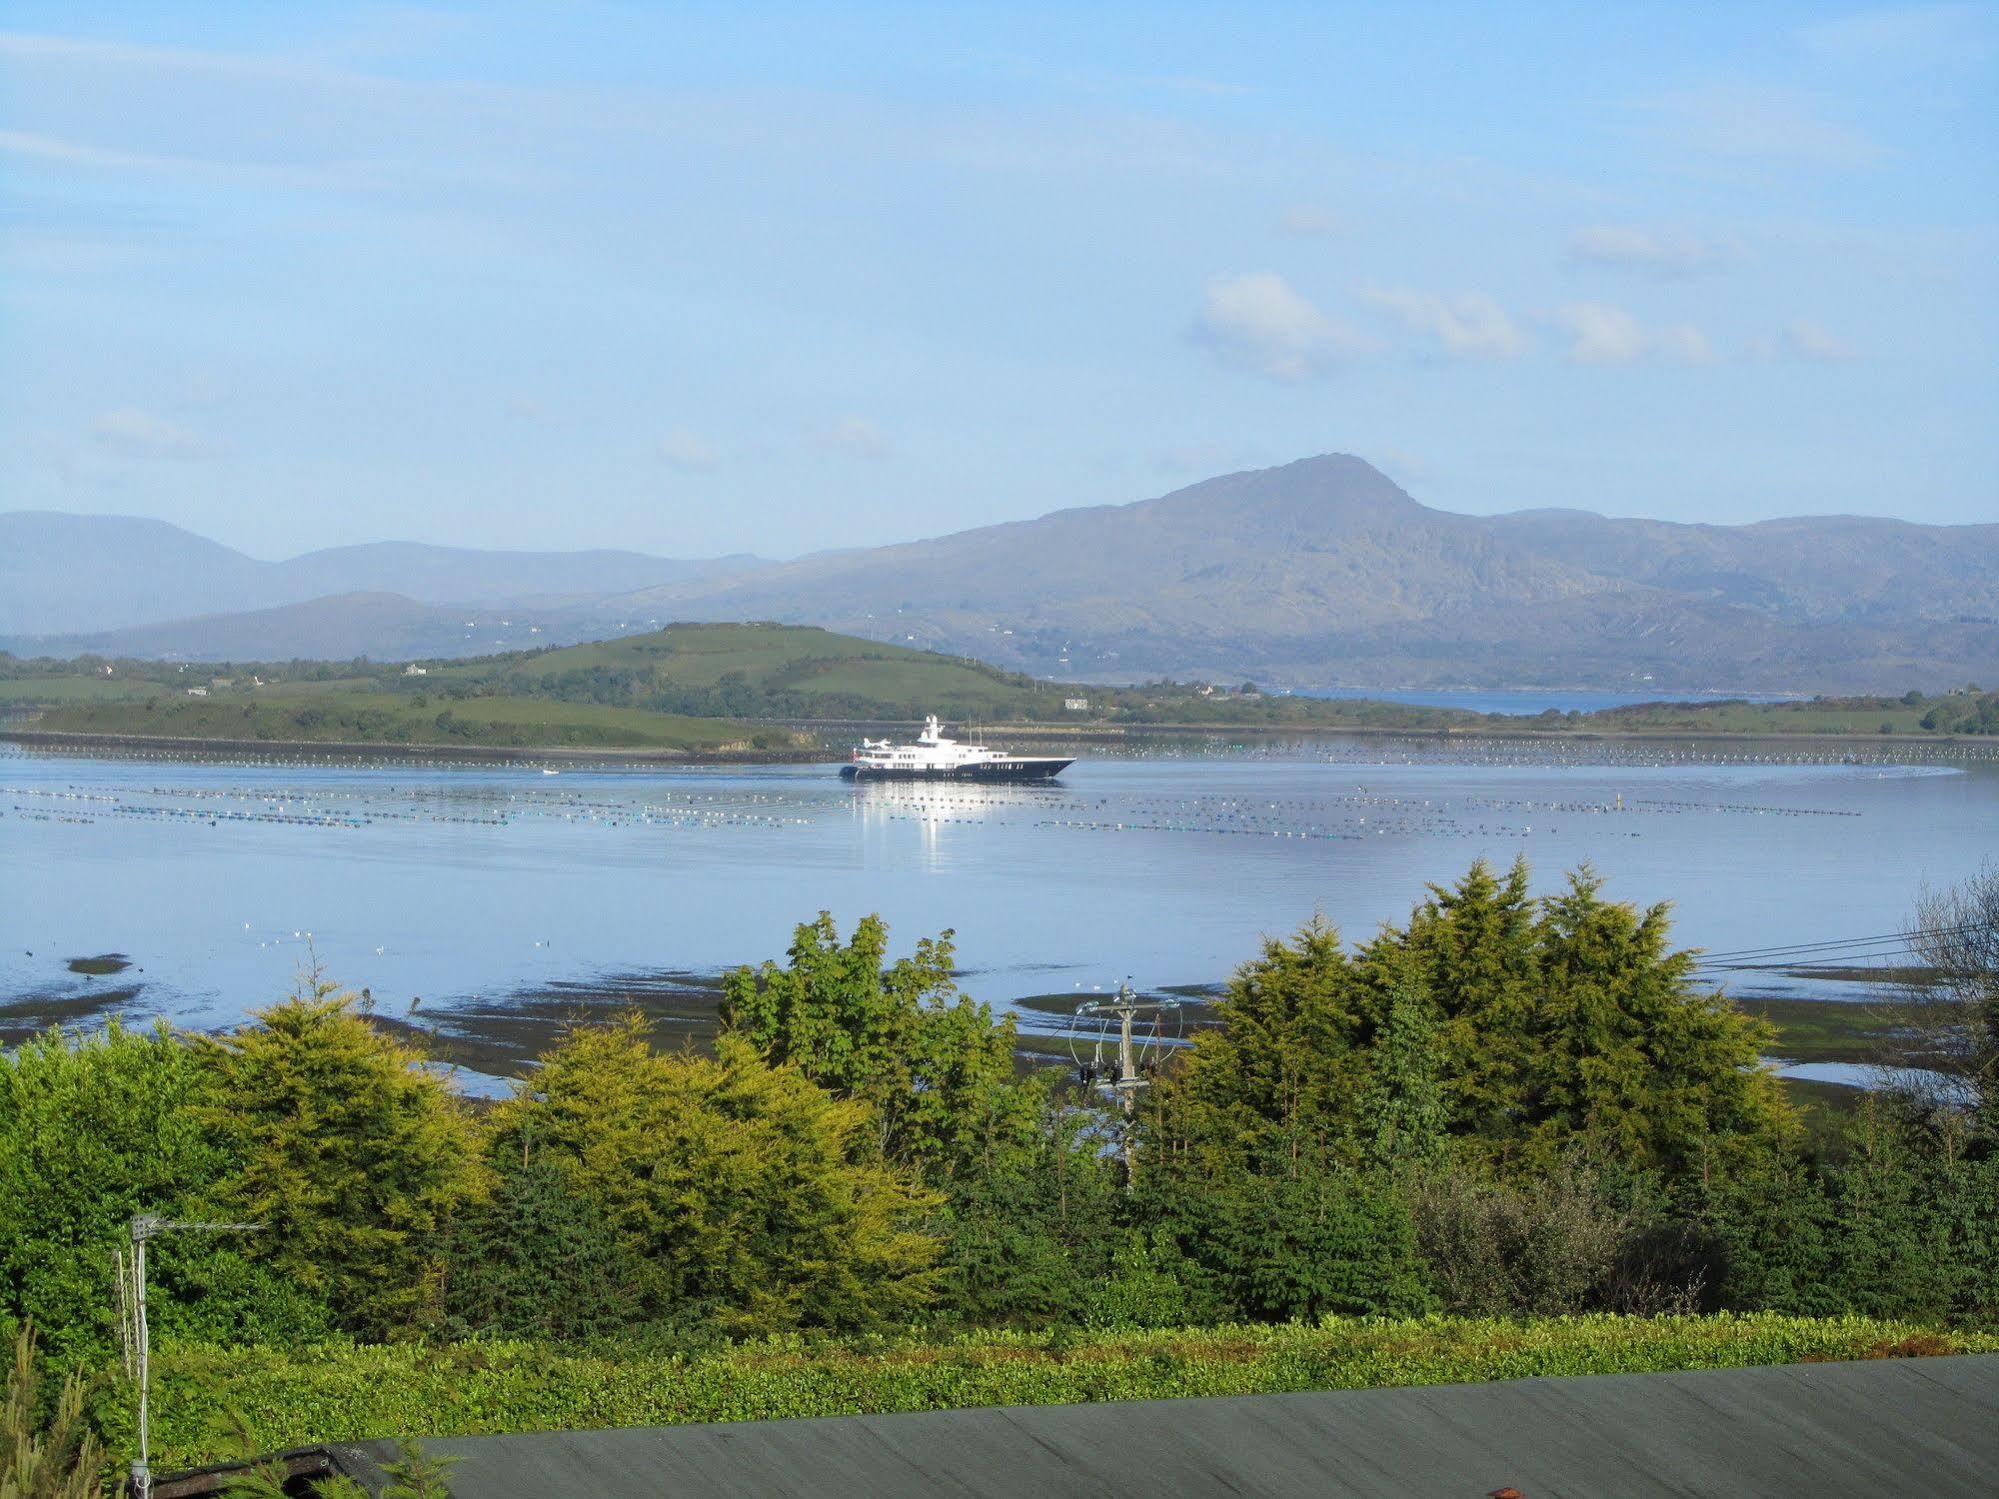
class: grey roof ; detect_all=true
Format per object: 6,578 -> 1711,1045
312,1353 -> 1999,1498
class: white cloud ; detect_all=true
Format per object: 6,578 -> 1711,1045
1568,225 -> 1732,277
1781,319 -> 1859,362
90,408 -> 216,460
816,417 -> 891,460
1544,305 -> 1721,366
1548,303 -> 1649,364
1654,324 -> 1719,365
1361,287 -> 1527,359
1193,272 -> 1378,381
1277,206 -> 1342,238
657,427 -> 722,471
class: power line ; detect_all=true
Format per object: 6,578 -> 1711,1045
1691,919 -> 1997,967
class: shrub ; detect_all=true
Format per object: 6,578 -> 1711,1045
490,1021 -> 943,1334
124,1314 -> 1999,1469
0,1023 -> 323,1362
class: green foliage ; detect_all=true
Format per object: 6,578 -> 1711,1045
442,1156 -> 646,1342
723,914 -> 1035,1183
933,1100 -> 1122,1328
1148,916 -> 1374,1173
1152,860 -> 1794,1185
1513,867 -> 1793,1176
1140,1160 -> 1435,1321
1357,961 -> 1448,1169
1699,1101 -> 1999,1324
380,1438 -> 459,1499
0,1022 -> 321,1363
131,1314 -> 1999,1468
491,1019 -> 942,1334
1,1325 -> 107,1499
199,979 -> 487,1339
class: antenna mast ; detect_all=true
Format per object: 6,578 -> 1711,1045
124,1214 -> 264,1499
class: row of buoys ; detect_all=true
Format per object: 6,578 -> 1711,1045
1631,798 -> 1861,818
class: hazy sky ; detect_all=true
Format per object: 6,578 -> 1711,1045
3,3 -> 1994,559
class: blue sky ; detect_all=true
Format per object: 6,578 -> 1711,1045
2,2 -> 1994,558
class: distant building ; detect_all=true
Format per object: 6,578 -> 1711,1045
403,664 -> 429,677
211,677 -> 233,689
185,687 -> 208,697
1064,697 -> 1090,712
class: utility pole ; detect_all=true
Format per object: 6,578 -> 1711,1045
125,1214 -> 263,1499
1073,982 -> 1180,1191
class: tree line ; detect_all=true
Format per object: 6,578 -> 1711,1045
2,859 -> 1994,1372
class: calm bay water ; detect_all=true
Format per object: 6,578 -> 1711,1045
4,739 -> 1996,1065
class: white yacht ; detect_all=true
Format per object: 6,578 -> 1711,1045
841,715 -> 1073,782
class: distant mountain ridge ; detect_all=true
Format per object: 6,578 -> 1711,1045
602,455 -> 1999,691
5,457 -> 1994,692
0,510 -> 768,635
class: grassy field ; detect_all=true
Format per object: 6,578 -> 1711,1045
121,1313 -> 1999,1468
26,693 -> 794,752
0,675 -> 155,704
1587,693 -> 1993,737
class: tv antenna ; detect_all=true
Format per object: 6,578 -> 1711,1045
118,1213 -> 264,1499
1068,981 -> 1183,1187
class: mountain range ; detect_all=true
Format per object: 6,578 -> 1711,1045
7,456 -> 1995,692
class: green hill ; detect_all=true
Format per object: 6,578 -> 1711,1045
438,621 -> 1068,719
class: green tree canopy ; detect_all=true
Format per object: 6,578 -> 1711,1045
492,1017 -> 942,1334
1152,860 -> 1793,1185
0,1022 -> 324,1361
1149,917 -> 1372,1176
722,913 -> 1035,1183
442,1154 -> 647,1342
199,982 -> 486,1339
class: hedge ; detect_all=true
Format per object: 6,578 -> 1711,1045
107,1313 -> 1999,1468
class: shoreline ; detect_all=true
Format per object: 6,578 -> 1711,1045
9,719 -> 1991,766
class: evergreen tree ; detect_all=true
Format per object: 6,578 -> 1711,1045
493,1018 -> 943,1333
1359,858 -> 1542,1151
934,1095 -> 1121,1328
1149,917 -> 1370,1174
1357,860 -> 1794,1178
200,980 -> 486,1338
1358,960 -> 1448,1170
442,1152 -> 646,1341
1523,867 -> 1793,1178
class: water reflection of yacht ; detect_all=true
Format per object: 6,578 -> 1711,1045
841,716 -> 1073,782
